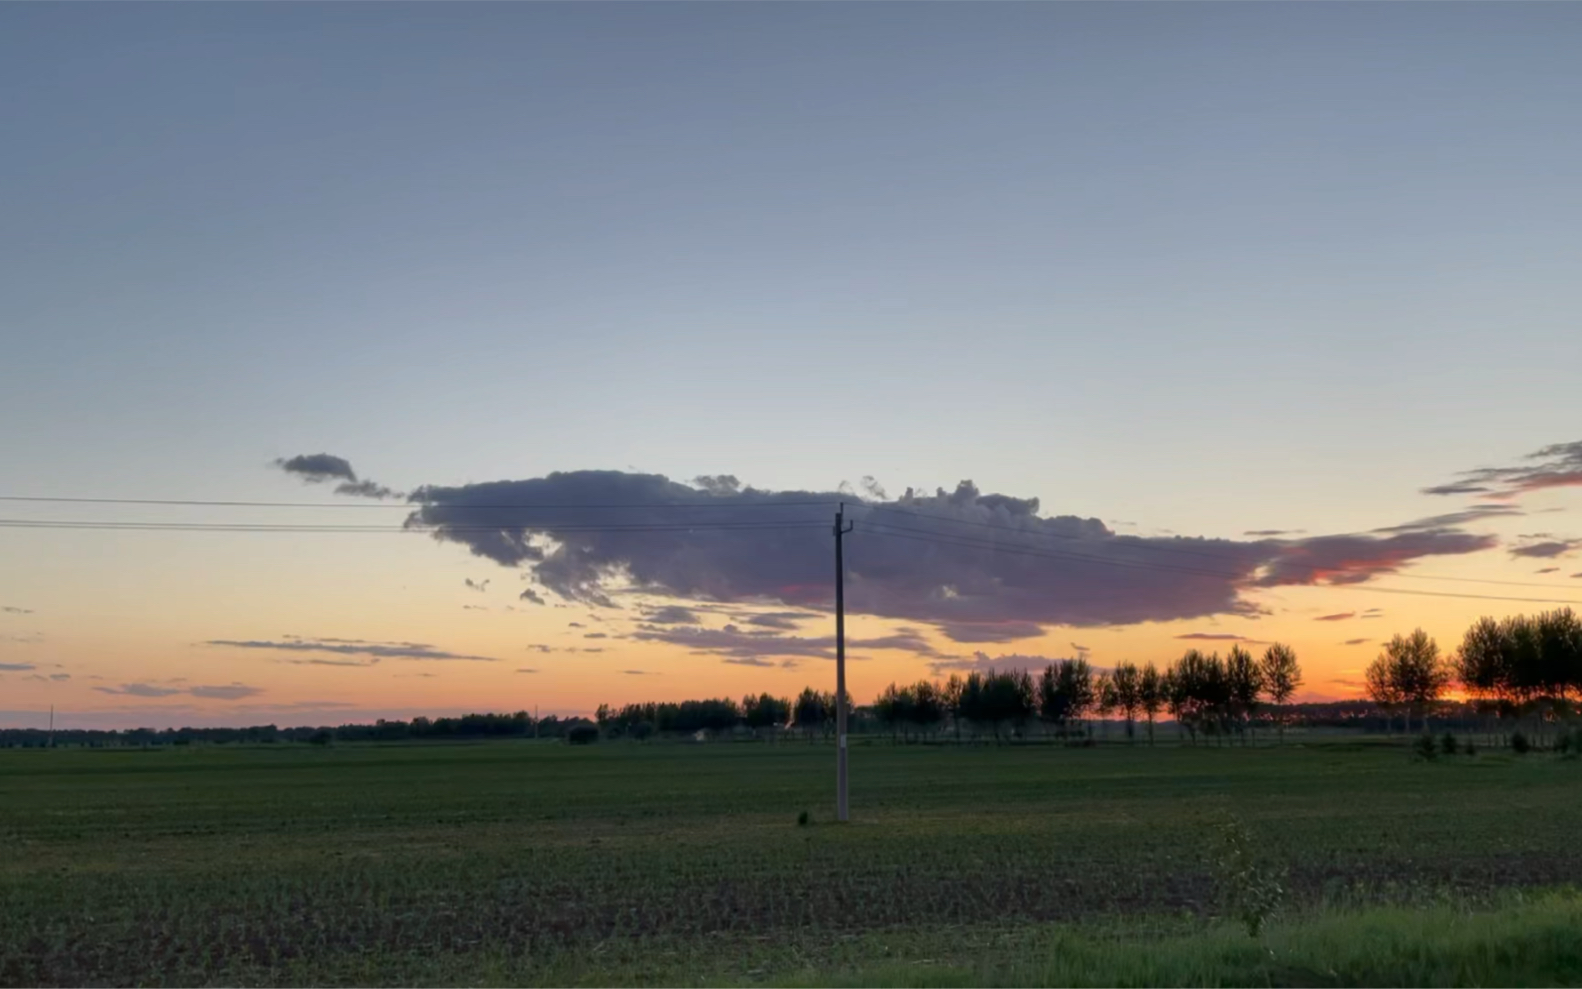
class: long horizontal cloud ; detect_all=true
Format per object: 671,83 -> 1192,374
1424,440 -> 1582,499
1510,537 -> 1581,559
205,636 -> 497,662
629,623 -> 936,663
400,470 -> 1500,635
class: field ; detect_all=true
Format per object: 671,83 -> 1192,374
3,737 -> 1582,986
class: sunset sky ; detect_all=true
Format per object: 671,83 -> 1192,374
3,4 -> 1581,729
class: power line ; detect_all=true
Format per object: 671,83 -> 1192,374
0,495 -> 836,511
0,519 -> 828,534
861,523 -> 1582,607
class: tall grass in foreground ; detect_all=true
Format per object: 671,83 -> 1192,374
789,891 -> 1582,988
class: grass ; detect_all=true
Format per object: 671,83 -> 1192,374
0,738 -> 1578,985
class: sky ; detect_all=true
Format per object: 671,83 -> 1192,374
2,4 -> 1580,729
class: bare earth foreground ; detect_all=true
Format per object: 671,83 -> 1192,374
3,738 -> 1581,986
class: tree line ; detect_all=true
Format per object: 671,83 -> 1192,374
868,643 -> 1303,744
1365,608 -> 1582,743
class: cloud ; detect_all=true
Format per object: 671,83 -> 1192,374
928,651 -> 1058,676
397,470 -> 1499,636
334,480 -> 400,500
1536,567 -> 1561,574
722,657 -> 776,667
519,588 -> 545,605
205,636 -> 497,662
465,578 -> 490,593
582,647 -> 606,653
1175,632 -> 1256,641
1372,506 -> 1522,533
933,620 -> 1046,643
94,683 -> 183,697
1424,440 -> 1582,500
568,622 -> 585,629
0,663 -> 35,672
50,673 -> 70,681
583,632 -> 608,640
525,644 -> 553,654
188,683 -> 263,700
1510,538 -> 1581,559
741,611 -> 811,630
621,669 -> 656,675
275,453 -> 356,483
1,606 -> 32,615
274,453 -> 400,500
1244,529 -> 1302,537
631,622 -> 936,663
516,667 -> 538,674
644,605 -> 702,624
1314,612 -> 1355,622
1343,638 -> 1371,646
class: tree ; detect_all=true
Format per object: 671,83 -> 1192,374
1259,644 -> 1302,744
942,674 -> 966,741
1225,645 -> 1264,744
793,687 -> 828,742
1111,662 -> 1142,742
1376,629 -> 1449,734
1138,663 -> 1163,745
1364,652 -> 1404,733
1094,672 -> 1117,740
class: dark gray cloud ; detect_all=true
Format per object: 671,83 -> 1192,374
1510,538 -> 1581,559
621,669 -> 656,676
1244,529 -> 1302,537
1,606 -> 32,615
275,453 -> 356,483
188,683 -> 263,700
205,636 -> 497,662
400,470 -> 1501,636
584,632 -> 608,639
519,588 -> 545,605
1343,638 -> 1371,646
1175,632 -> 1256,641
516,667 -> 538,674
1536,567 -> 1561,574
644,605 -> 703,625
723,657 -> 776,667
94,683 -> 183,697
1424,440 -> 1582,499
0,663 -> 35,672
464,578 -> 490,593
274,453 -> 400,500
568,622 -> 585,629
1314,612 -> 1355,622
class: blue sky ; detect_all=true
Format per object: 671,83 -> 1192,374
2,4 -> 1580,725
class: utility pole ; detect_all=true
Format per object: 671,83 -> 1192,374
834,503 -> 854,822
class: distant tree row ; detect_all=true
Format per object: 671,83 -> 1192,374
1362,608 -> 1582,741
866,644 -> 1304,745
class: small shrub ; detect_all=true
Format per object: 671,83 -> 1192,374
1412,733 -> 1438,761
1440,733 -> 1458,756
1512,731 -> 1530,754
1464,739 -> 1476,756
1214,816 -> 1284,938
567,725 -> 599,745
797,810 -> 810,827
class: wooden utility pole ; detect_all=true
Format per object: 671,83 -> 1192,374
834,503 -> 854,822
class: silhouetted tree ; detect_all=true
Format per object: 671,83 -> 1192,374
1138,662 -> 1163,745
1259,643 -> 1302,744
